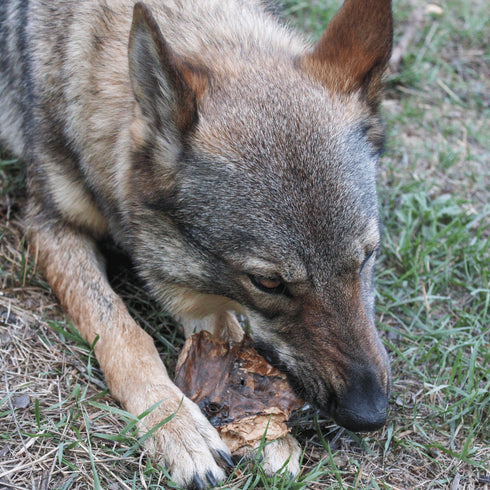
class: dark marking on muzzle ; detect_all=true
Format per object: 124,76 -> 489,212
253,340 -> 309,400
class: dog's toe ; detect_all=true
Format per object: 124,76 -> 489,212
140,389 -> 231,488
259,434 -> 302,478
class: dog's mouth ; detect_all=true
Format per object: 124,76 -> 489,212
253,339 -> 330,409
253,339 -> 389,433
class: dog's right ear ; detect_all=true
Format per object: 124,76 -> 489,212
301,0 -> 392,110
128,2 -> 207,135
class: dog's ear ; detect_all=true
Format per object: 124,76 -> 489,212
301,0 -> 392,109
128,2 -> 207,134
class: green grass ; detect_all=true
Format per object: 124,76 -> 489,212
377,189 -> 489,480
1,0 -> 489,488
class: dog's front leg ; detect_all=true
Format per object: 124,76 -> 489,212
30,223 -> 232,488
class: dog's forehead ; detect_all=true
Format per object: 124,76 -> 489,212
192,76 -> 379,220
181,73 -> 381,274
195,72 -> 365,165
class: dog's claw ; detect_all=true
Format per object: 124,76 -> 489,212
218,449 -> 235,469
191,474 -> 204,490
206,470 -> 217,487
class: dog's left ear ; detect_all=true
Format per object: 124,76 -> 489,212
128,2 -> 207,135
301,0 -> 392,109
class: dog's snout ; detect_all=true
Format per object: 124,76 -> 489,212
332,368 -> 388,432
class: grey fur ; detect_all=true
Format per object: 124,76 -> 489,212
0,0 -> 393,487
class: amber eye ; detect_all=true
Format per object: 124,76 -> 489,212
258,278 -> 282,289
248,275 -> 291,297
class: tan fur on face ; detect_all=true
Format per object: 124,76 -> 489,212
163,285 -> 244,319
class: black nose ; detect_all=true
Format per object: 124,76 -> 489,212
332,368 -> 388,432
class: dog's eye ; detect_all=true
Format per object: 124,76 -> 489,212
360,249 -> 376,273
248,275 -> 291,297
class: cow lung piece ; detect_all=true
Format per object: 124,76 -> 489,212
174,331 -> 304,452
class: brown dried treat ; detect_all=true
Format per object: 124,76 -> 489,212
174,331 -> 304,452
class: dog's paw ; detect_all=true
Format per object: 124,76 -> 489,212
138,386 -> 233,488
259,434 -> 302,478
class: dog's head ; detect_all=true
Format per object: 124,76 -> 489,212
127,0 -> 393,432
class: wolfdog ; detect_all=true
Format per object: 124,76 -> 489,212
0,0 -> 393,487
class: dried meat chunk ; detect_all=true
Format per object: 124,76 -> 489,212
174,331 -> 304,452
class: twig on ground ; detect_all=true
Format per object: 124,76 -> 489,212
390,4 -> 426,72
